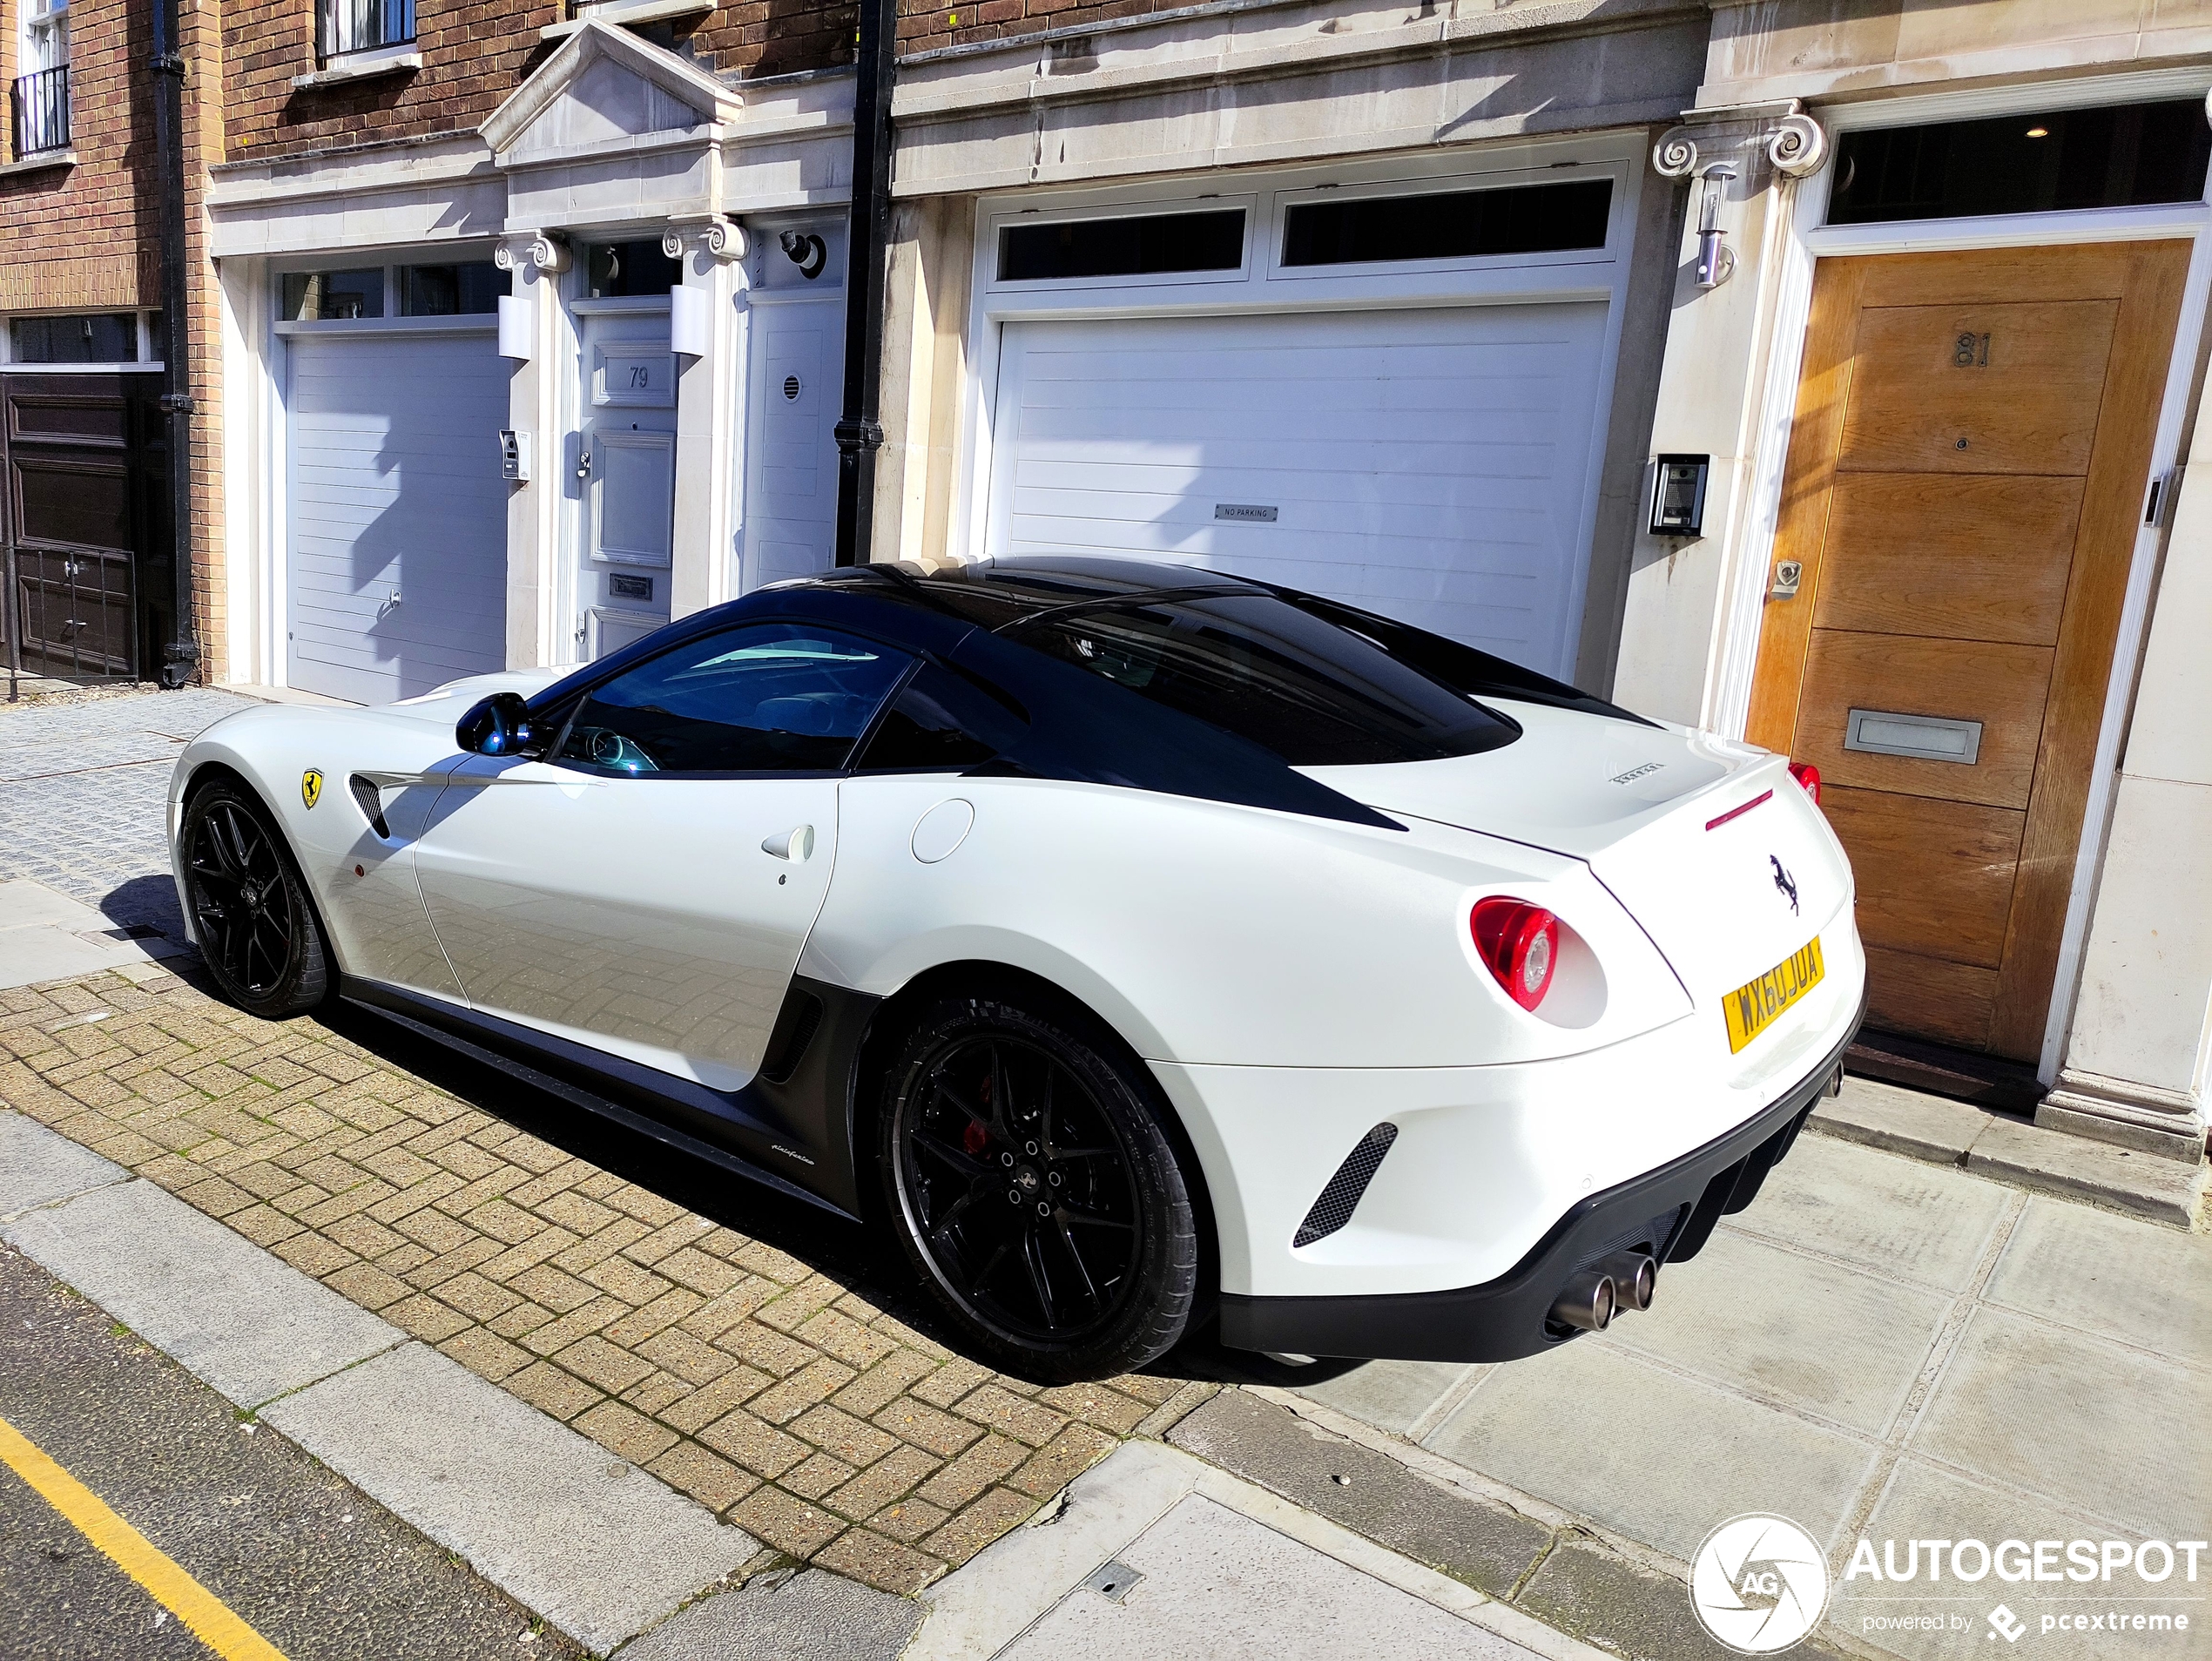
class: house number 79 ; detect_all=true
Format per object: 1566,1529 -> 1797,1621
1954,332 -> 1992,368
630,365 -> 651,388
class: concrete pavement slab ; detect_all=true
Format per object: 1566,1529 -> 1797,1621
994,1493 -> 1539,1661
1811,1077 -> 1993,1166
1841,1456 -> 2187,1661
1980,1195 -> 2212,1356
1168,1388 -> 1553,1600
1424,1340 -> 1879,1560
3,1176 -> 403,1409
1515,1534 -> 1846,1661
262,1340 -> 758,1657
0,1109 -> 128,1220
1292,1358 -> 1474,1436
615,1570 -> 920,1660
1905,1306 -> 2208,1540
0,877 -> 111,929
1728,1132 -> 2015,1292
1965,1118 -> 2209,1228
1602,1229 -> 1953,1436
912,1440 -> 1602,1661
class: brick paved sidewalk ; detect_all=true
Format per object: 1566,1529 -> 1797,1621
0,962 -> 1206,1595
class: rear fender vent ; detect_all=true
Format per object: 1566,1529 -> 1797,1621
759,989 -> 825,1085
1292,1123 -> 1399,1248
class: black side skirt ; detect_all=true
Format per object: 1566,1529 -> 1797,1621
1217,1007 -> 1862,1364
339,976 -> 882,1220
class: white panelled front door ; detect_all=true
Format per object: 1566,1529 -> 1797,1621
987,305 -> 1609,679
576,308 -> 677,659
284,331 -> 510,703
740,294 -> 843,592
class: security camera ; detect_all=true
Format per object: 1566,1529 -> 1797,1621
778,230 -> 828,280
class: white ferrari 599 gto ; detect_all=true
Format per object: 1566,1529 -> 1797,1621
169,556 -> 1862,1382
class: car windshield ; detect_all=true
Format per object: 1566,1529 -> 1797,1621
996,587 -> 1519,766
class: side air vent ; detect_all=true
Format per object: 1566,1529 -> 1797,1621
347,774 -> 390,840
759,989 -> 825,1085
1292,1123 -> 1399,1248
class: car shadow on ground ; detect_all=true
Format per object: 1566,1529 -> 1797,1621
300,987 -> 1275,1392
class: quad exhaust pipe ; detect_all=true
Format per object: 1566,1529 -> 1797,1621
1548,1252 -> 1660,1334
1596,1251 -> 1658,1313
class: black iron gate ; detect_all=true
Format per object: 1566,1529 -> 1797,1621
2,373 -> 171,685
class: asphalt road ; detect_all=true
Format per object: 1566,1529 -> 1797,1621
0,1243 -> 583,1661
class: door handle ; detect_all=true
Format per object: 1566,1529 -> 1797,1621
761,824 -> 815,861
577,449 -> 592,480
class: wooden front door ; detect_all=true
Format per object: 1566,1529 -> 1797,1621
1748,243 -> 2188,1062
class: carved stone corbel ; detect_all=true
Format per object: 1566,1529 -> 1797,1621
495,233 -> 570,275
662,218 -> 747,264
1651,102 -> 1829,186
1766,113 -> 1828,179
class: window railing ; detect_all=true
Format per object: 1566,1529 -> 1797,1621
11,65 -> 69,159
316,0 -> 415,62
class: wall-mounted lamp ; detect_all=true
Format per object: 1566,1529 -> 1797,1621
779,230 -> 827,280
1694,166 -> 1737,290
1650,454 -> 1710,537
670,284 -> 711,358
496,293 -> 532,361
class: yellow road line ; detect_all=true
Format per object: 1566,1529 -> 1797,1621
0,1412 -> 291,1661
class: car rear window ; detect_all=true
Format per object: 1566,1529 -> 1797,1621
1001,590 -> 1518,766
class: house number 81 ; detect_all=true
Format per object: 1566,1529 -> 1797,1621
1954,332 -> 1992,368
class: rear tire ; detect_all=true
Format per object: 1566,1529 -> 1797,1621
879,992 -> 1197,1383
180,780 -> 330,1018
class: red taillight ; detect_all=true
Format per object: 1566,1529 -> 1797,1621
1472,899 -> 1559,1012
1788,761 -> 1822,806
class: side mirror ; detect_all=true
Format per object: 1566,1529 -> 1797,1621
456,692 -> 536,757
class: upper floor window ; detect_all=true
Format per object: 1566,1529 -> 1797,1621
318,0 -> 414,63
12,0 -> 70,159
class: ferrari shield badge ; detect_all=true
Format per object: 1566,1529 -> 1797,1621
301,769 -> 323,809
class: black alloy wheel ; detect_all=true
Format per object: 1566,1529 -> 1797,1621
182,781 -> 329,1018
881,995 -> 1197,1382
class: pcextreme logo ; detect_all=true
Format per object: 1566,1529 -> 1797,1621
1690,1514 -> 1831,1654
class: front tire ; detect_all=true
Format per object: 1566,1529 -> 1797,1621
180,780 -> 330,1018
879,993 -> 1197,1383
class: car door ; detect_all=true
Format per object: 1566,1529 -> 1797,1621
411,619 -> 914,1092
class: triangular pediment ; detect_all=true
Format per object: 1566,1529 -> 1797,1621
482,20 -> 740,159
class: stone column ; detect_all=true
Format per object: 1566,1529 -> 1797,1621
494,233 -> 573,670
664,217 -> 747,618
872,195 -> 974,568
2039,462 -> 2212,1162
1612,111 -> 1826,730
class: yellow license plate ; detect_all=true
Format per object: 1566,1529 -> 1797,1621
1723,937 -> 1825,1054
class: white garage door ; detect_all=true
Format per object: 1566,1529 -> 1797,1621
988,305 -> 1608,679
286,333 -> 510,704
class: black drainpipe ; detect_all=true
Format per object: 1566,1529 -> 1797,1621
832,0 -> 897,567
152,0 -> 196,687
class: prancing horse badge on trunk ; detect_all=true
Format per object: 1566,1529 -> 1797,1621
1770,854 -> 1798,915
